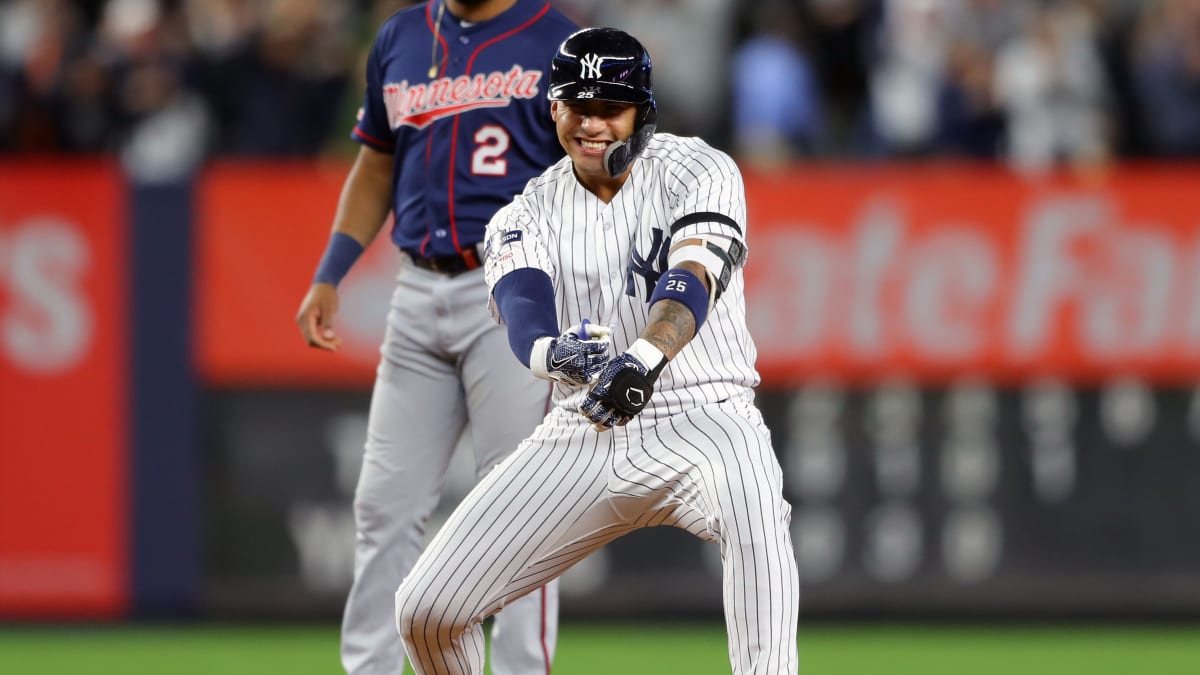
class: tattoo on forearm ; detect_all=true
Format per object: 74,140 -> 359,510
644,299 -> 696,360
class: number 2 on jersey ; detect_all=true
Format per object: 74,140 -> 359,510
472,125 -> 509,176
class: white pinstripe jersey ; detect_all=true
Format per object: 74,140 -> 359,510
484,133 -> 760,418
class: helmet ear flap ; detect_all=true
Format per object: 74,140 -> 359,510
601,99 -> 657,177
602,109 -> 656,177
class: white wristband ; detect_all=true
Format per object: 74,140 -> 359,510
529,336 -> 554,381
627,338 -> 667,371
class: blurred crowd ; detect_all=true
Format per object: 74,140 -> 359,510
2,0 -> 1199,174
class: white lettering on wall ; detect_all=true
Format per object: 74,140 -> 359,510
747,195 -> 1200,374
849,201 -> 903,356
0,218 -> 92,373
1008,199 -> 1102,357
904,228 -> 996,359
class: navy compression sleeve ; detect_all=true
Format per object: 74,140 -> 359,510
492,268 -> 559,367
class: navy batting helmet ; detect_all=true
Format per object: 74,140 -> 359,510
549,27 -> 657,177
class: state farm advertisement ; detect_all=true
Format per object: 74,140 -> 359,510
744,166 -> 1200,385
196,164 -> 1200,387
0,161 -> 128,617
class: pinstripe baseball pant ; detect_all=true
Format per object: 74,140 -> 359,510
395,396 -> 799,674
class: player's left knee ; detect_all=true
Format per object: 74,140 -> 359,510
394,576 -> 470,645
394,577 -> 428,643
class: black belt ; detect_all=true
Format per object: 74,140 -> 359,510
405,244 -> 483,276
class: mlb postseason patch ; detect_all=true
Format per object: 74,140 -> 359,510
502,230 -> 523,244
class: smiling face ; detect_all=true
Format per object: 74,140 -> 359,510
552,99 -> 639,188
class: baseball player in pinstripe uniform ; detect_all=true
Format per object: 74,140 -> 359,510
395,27 -> 800,675
295,2 -> 576,673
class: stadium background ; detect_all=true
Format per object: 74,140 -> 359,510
4,0 -> 1200,672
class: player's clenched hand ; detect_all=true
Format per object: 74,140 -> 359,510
296,282 -> 342,351
530,320 -> 612,385
579,351 -> 657,430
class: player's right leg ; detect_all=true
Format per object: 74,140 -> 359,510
647,399 -> 800,675
395,413 -> 632,675
341,270 -> 468,675
455,289 -> 558,675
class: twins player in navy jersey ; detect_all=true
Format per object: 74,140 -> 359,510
295,2 -> 576,673
395,27 -> 800,675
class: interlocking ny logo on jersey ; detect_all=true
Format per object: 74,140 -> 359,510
383,66 -> 543,130
626,227 -> 670,299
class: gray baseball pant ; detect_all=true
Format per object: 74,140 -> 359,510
342,262 -> 558,675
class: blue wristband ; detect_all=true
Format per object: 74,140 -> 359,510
313,232 -> 365,287
649,268 -> 709,332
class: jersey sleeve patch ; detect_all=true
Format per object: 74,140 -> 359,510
484,200 -> 554,298
485,230 -> 522,261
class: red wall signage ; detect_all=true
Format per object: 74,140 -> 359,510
743,165 -> 1200,385
0,161 -> 128,617
195,162 -> 394,386
195,163 -> 1200,387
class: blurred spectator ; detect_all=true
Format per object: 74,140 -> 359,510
1129,0 -> 1200,157
199,0 -> 351,156
868,0 -> 953,156
993,0 -> 1113,171
731,0 -> 821,165
934,38 -> 1005,158
1088,0 -> 1147,156
2,0 -> 1198,162
594,0 -> 737,145
802,0 -> 875,156
53,45 -> 114,151
0,0 -> 97,151
950,0 -> 1031,54
932,0 -> 1030,159
99,0 -> 210,181
183,0 -> 258,59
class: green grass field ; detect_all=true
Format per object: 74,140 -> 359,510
2,622 -> 1199,674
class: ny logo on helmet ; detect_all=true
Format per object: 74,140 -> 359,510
580,53 -> 608,80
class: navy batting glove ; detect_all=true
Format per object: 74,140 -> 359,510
580,340 -> 666,429
530,320 -> 612,386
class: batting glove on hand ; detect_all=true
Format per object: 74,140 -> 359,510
530,319 -> 612,386
580,339 -> 666,430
